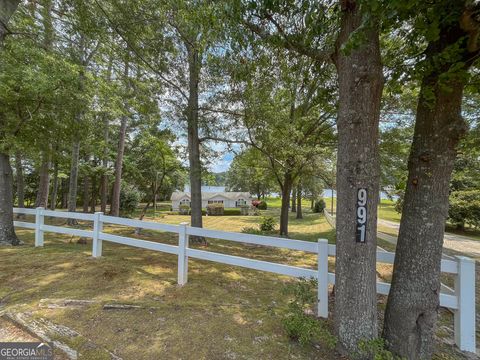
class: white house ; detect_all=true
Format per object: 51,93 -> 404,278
171,189 -> 253,210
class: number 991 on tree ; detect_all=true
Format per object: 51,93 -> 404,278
356,188 -> 367,243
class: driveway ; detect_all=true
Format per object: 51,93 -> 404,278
378,219 -> 480,259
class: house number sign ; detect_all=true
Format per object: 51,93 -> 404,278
356,188 -> 367,243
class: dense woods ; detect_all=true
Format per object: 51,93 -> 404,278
1,0 -> 479,359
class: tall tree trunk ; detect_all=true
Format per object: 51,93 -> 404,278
100,117 -> 109,213
34,153 -> 50,208
296,186 -> 303,219
186,43 -> 204,243
61,178 -> 68,209
291,187 -> 297,212
90,173 -> 96,213
279,172 -> 293,236
82,173 -> 90,213
100,58 -> 112,214
0,1 -> 21,244
0,153 -> 19,245
383,6 -> 478,357
49,161 -> 58,210
110,56 -> 130,217
14,151 -> 25,212
67,139 -> 80,219
332,0 -> 383,353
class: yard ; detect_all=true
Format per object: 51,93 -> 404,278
0,204 -> 475,359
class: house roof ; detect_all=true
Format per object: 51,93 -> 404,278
171,191 -> 252,201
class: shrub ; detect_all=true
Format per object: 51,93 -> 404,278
259,216 -> 276,232
119,186 -> 141,216
179,204 -> 190,215
239,205 -> 250,215
252,200 -> 267,210
241,226 -> 263,235
257,200 -> 267,210
206,203 -> 224,216
224,208 -> 241,216
313,199 -> 326,213
282,278 -> 336,348
448,190 -> 480,229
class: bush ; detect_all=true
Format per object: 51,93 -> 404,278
282,278 -> 336,348
241,226 -> 263,235
239,205 -> 250,215
448,190 -> 480,229
206,203 -> 224,216
179,204 -> 190,215
119,186 -> 141,216
252,200 -> 267,210
259,216 -> 276,232
313,199 -> 326,213
257,200 -> 267,210
224,208 -> 241,216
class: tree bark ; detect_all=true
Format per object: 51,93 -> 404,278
61,178 -> 68,209
279,172 -> 293,236
110,56 -> 130,217
49,161 -> 58,210
90,172 -> 96,213
383,6 -> 478,357
82,173 -> 90,213
14,151 -> 25,211
186,42 -> 204,243
0,152 -> 19,245
34,153 -> 50,208
100,117 -> 109,213
296,186 -> 303,219
291,187 -> 297,212
332,0 -> 383,353
67,139 -> 80,221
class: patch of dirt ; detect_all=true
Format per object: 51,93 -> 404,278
0,318 -> 38,342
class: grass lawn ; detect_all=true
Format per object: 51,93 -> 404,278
0,207 -> 471,359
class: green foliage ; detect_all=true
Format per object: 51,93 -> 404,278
282,278 -> 336,348
224,208 -> 241,216
226,148 -> 277,197
313,199 -> 326,213
179,204 -> 190,215
257,201 -> 268,210
119,185 -> 141,216
206,203 -> 224,216
448,190 -> 480,229
241,226 -> 263,235
357,338 -> 402,360
259,216 -> 276,232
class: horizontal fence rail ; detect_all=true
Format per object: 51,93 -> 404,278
12,207 -> 476,353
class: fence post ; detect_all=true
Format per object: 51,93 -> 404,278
92,212 -> 103,258
177,222 -> 189,285
454,256 -> 476,353
317,238 -> 329,318
35,207 -> 45,247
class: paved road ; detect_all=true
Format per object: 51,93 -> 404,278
378,219 -> 480,259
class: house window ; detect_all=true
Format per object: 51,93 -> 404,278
236,199 -> 246,207
208,200 -> 224,204
180,199 -> 190,206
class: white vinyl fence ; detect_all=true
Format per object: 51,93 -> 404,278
13,207 -> 476,353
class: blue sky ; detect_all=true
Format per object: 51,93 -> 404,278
211,152 -> 234,173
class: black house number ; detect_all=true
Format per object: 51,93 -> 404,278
356,188 -> 367,243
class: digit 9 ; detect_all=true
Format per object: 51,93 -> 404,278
357,188 -> 367,206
